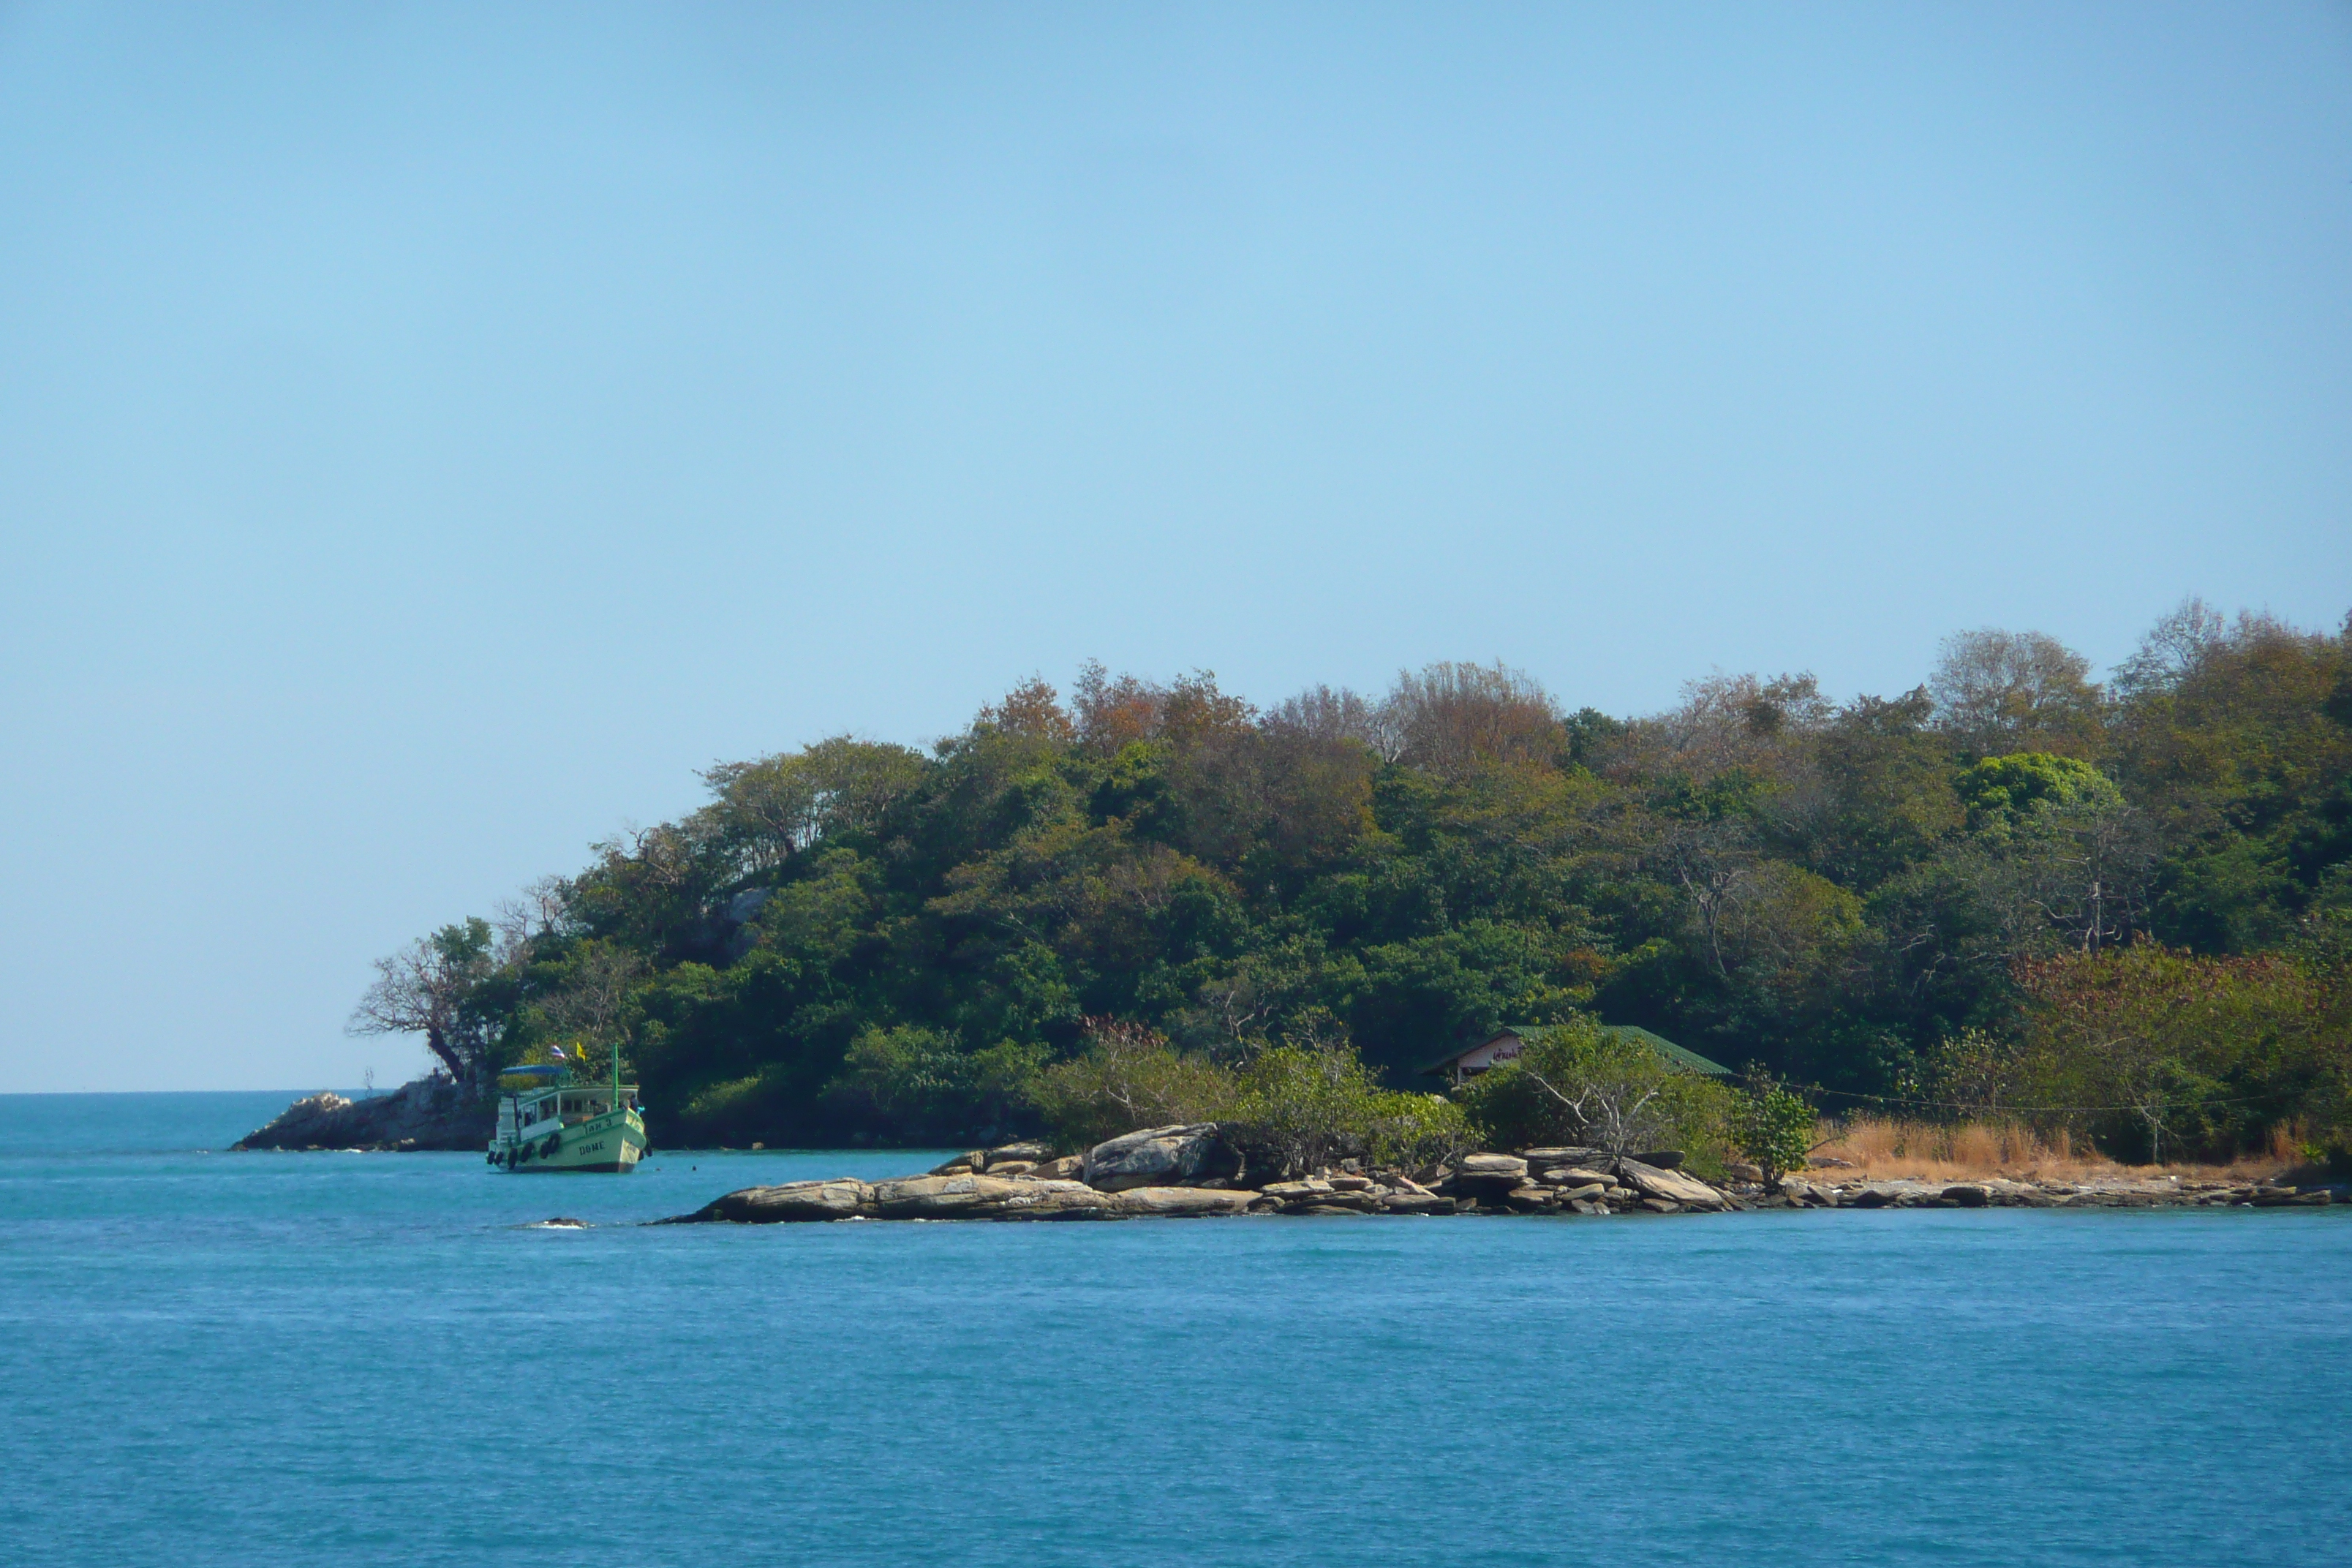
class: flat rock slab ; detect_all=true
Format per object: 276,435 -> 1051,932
1279,1189 -> 1384,1215
1616,1158 -> 1727,1210
1382,1192 -> 1457,1215
674,1178 -> 873,1224
984,1180 -> 1126,1220
1261,1178 -> 1333,1201
870,1173 -> 1016,1218
663,1175 -> 1255,1224
1116,1186 -> 1256,1218
876,1173 -> 1135,1219
1520,1147 -> 1602,1164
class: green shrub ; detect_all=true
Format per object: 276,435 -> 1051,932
1735,1071 -> 1814,1180
1455,1014 -> 1735,1177
1360,1088 -> 1477,1173
1026,1019 -> 1240,1152
1228,1044 -> 1464,1175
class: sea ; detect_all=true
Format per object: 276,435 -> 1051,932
3,1091 -> 2348,1567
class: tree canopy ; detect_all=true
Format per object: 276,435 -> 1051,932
358,601 -> 2352,1163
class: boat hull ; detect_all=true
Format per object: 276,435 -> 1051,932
493,1107 -> 647,1173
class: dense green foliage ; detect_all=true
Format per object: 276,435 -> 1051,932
1735,1074 -> 1817,1183
382,603 -> 2352,1161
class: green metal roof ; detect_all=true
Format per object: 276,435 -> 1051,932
1419,1022 -> 1735,1079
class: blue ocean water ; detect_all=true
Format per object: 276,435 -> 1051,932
3,1093 -> 2348,1567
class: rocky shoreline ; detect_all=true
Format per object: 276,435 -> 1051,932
232,1076 -> 491,1153
660,1122 -> 2346,1224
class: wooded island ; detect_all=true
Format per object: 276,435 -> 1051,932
326,600 -> 2352,1177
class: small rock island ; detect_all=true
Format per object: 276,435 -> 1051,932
662,1123 -> 2335,1224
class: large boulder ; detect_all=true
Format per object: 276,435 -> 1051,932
1777,1175 -> 1839,1207
700,1179 -> 872,1223
1615,1158 -> 1728,1210
658,1179 -> 872,1224
724,886 -> 776,924
1083,1124 -> 1240,1191
873,1173 -> 1136,1220
1440,1153 -> 1530,1200
870,1173 -> 1022,1218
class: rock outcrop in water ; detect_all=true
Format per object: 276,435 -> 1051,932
660,1129 -> 2345,1225
232,1075 -> 493,1153
659,1134 -> 1751,1224
663,1169 -> 1255,1223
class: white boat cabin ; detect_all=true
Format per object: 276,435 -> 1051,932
498,1083 -> 639,1143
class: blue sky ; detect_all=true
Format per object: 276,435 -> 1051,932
3,3 -> 2348,1091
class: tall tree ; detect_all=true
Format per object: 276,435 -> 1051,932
1929,628 -> 2104,758
347,919 -> 500,1086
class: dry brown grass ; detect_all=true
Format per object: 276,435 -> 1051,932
1805,1116 -> 2291,1184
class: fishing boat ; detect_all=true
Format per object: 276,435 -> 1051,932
487,1055 -> 646,1172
